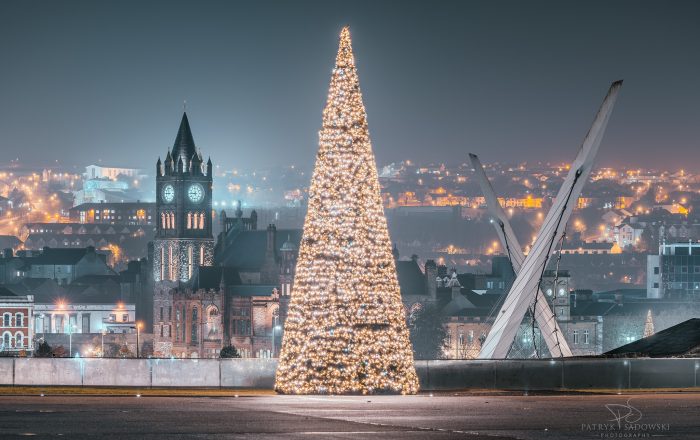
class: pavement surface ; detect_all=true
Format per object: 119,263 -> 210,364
0,392 -> 698,439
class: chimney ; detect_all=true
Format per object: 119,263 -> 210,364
266,224 -> 277,256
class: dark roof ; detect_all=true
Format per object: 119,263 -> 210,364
189,266 -> 242,291
217,229 -> 302,270
172,112 -> 197,164
463,290 -> 504,309
0,235 -> 21,249
70,202 -> 155,211
572,300 -> 700,318
72,274 -> 121,285
396,260 -> 427,297
451,307 -> 497,318
24,247 -> 99,266
604,318 -> 700,357
229,285 -> 278,297
4,277 -> 122,304
0,286 -> 17,296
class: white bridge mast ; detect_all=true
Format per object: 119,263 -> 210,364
469,153 -> 573,358
477,80 -> 623,359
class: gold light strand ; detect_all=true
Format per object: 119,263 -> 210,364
275,27 -> 419,395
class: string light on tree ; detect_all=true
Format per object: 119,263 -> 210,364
275,27 -> 419,395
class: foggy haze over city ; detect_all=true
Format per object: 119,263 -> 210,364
1,0 -> 699,171
2,2 -> 700,437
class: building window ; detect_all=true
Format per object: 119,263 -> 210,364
2,332 -> 9,348
2,314 -> 10,327
654,267 -> 659,274
160,247 -> 165,281
233,319 -> 250,335
69,315 -> 78,333
168,245 -> 174,281
468,330 -> 474,344
191,307 -> 198,344
188,246 -> 193,279
15,332 -> 23,348
82,314 -> 90,333
653,282 -> 659,288
583,330 -> 590,345
122,314 -> 128,322
159,307 -> 164,322
573,330 -> 579,344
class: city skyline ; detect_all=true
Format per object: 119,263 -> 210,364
1,0 -> 699,171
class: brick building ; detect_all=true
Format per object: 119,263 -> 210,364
0,292 -> 34,354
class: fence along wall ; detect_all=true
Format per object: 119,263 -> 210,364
0,358 -> 698,389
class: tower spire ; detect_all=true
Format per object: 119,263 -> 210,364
172,112 -> 197,169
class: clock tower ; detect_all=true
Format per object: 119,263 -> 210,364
153,112 -> 214,282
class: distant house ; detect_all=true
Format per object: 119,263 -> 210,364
0,292 -> 34,353
613,223 -> 645,248
9,247 -> 115,285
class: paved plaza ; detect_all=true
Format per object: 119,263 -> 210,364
0,391 -> 698,438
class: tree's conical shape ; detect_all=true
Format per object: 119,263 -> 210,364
275,27 -> 419,395
643,310 -> 655,338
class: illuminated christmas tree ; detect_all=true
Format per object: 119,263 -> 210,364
275,27 -> 419,395
643,310 -> 655,338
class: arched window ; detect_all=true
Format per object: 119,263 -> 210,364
15,313 -> 23,327
170,212 -> 175,229
199,212 -> 205,229
160,247 -> 165,281
188,246 -> 193,279
200,244 -> 205,265
161,213 -> 166,229
191,307 -> 198,343
168,244 -> 174,281
2,332 -> 9,348
206,306 -> 219,336
15,332 -> 23,348
187,212 -> 192,229
2,314 -> 10,327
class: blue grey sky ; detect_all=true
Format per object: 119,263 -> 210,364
1,0 -> 699,171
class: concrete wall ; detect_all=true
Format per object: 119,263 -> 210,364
0,358 -> 698,390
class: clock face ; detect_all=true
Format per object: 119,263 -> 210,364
162,184 -> 175,203
188,183 -> 204,203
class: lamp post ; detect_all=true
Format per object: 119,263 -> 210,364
136,322 -> 142,358
101,328 -> 107,357
68,324 -> 77,357
271,314 -> 280,358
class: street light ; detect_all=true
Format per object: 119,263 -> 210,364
101,328 -> 107,357
68,324 -> 77,357
271,314 -> 281,358
136,322 -> 143,358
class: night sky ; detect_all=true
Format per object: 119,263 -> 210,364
1,0 -> 699,171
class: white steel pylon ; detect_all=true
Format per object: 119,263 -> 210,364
468,153 -> 573,358
477,80 -> 623,359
